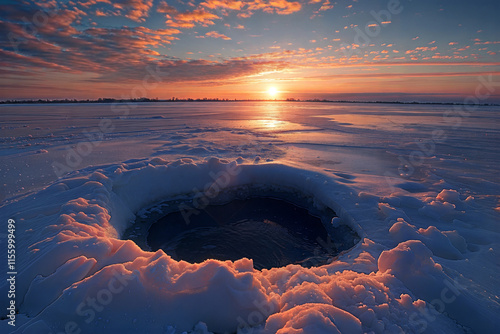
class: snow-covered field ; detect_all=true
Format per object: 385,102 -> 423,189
1,101 -> 499,333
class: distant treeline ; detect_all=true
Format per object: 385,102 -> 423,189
0,97 -> 497,106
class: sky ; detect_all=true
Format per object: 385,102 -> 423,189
0,0 -> 499,102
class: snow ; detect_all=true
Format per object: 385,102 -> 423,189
0,102 -> 499,333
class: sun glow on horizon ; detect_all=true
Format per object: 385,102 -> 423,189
267,86 -> 278,99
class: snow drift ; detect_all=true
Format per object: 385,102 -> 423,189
0,158 -> 498,333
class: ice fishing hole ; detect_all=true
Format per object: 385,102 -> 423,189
126,191 -> 359,270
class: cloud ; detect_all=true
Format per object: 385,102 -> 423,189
79,0 -> 112,8
201,0 -> 302,15
405,46 -> 438,54
306,71 -> 500,81
238,11 -> 253,18
201,0 -> 244,10
0,48 -> 71,73
225,23 -> 245,29
157,0 -> 178,14
95,9 -> 107,16
319,0 -> 333,11
231,48 -> 313,62
0,3 -> 293,87
32,0 -> 59,9
474,40 -> 500,45
78,0 -> 154,21
0,5 -> 85,37
247,0 -> 302,15
163,0 -> 302,25
205,31 -> 231,40
89,58 -> 291,84
0,3 -> 181,77
305,61 -> 500,70
111,0 -> 153,22
166,9 -> 220,28
162,59 -> 290,83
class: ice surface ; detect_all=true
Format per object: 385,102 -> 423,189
0,102 -> 499,333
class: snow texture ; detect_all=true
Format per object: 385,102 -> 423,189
1,102 -> 499,333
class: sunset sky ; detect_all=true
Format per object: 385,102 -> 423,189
1,0 -> 499,102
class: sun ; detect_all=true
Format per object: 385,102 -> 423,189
267,86 -> 278,99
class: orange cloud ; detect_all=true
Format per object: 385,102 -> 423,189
307,71 -> 500,81
474,40 -> 500,45
201,0 -> 244,10
163,0 -> 302,25
157,0 -> 178,14
248,0 -> 302,15
111,0 -> 154,22
319,0 -> 333,11
77,0 -> 153,22
166,9 -> 220,28
95,9 -> 107,16
90,58 -> 291,84
79,0 -> 112,8
205,31 -> 231,40
238,11 -> 253,18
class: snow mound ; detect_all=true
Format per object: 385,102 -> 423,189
0,158 -> 493,333
389,219 -> 466,260
379,240 -> 497,333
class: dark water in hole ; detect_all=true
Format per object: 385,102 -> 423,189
147,197 -> 337,269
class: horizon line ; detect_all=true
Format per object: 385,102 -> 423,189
1,97 -> 498,107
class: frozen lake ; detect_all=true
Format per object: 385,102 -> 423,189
2,102 -> 498,201
1,102 -> 499,333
